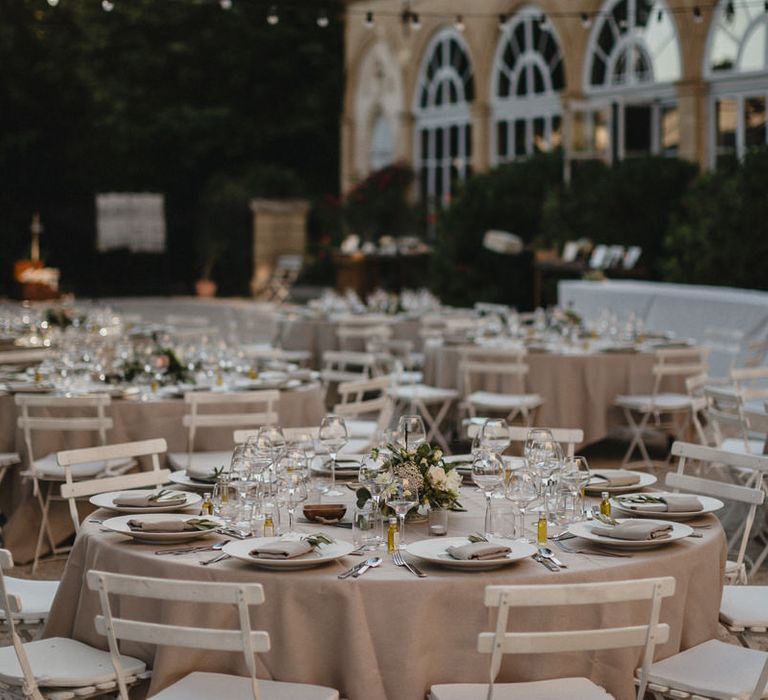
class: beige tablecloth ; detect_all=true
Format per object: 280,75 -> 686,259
278,315 -> 422,367
0,384 -> 325,562
45,487 -> 725,700
424,346 -> 659,445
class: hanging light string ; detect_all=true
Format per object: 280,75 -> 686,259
40,0 -> 768,25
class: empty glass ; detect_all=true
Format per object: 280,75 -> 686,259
319,414 -> 348,497
505,469 -> 538,541
397,414 -> 426,451
560,456 -> 591,522
471,451 -> 505,539
479,418 -> 510,454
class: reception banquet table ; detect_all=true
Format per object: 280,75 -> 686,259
45,487 -> 725,700
0,383 -> 325,562
423,345 -> 658,446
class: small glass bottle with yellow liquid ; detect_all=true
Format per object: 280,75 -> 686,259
536,510 -> 547,546
600,491 -> 611,517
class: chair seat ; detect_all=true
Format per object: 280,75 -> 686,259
467,392 -> 543,411
0,452 -> 19,468
720,585 -> 768,627
168,451 -> 232,475
150,671 -> 338,700
644,639 -> 768,700
398,371 -> 424,384
614,393 -> 692,412
0,577 -> 59,620
31,454 -> 134,480
0,637 -> 145,688
430,677 -> 613,700
390,385 -> 459,403
721,437 -> 766,455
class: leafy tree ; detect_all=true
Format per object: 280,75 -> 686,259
661,147 -> 768,290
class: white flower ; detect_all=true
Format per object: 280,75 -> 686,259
433,449 -> 443,461
445,469 -> 462,496
427,465 -> 448,490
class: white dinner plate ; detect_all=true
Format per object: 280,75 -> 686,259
567,518 -> 693,550
611,492 -> 723,521
223,537 -> 355,570
168,470 -> 217,491
102,513 -> 223,544
89,489 -> 201,514
407,537 -> 537,571
584,470 -> 656,494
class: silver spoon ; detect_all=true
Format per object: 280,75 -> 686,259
538,546 -> 568,568
352,556 -> 382,578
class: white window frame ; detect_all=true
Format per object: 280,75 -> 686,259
413,28 -> 474,209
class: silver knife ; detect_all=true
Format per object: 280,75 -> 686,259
533,554 -> 559,571
338,560 -> 368,579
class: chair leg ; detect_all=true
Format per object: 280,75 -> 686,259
622,408 -> 652,467
419,399 -> 453,455
32,481 -> 52,575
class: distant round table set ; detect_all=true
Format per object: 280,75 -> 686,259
44,487 -> 726,700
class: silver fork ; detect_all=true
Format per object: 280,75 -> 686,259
200,552 -> 231,566
554,539 -> 633,558
392,550 -> 427,578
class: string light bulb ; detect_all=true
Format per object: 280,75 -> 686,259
47,0 -> 60,6
101,0 -> 114,11
454,14 -> 465,32
266,5 -> 279,25
317,8 -> 329,27
219,0 -> 232,9
410,12 -> 421,31
693,6 -> 703,22
537,13 -> 549,29
580,12 -> 592,28
657,8 -> 663,21
498,14 -> 510,30
364,11 -> 374,29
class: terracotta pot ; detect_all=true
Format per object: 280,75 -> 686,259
195,279 -> 217,297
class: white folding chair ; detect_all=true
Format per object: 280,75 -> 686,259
15,393 -> 127,573
365,338 -> 423,383
168,390 -> 280,475
731,366 -> 768,405
459,346 -> 543,427
58,439 -> 170,534
319,351 -> 376,390
429,577 -> 675,700
667,441 -> 767,583
389,379 -> 460,454
337,324 -> 392,351
86,570 -> 339,700
614,347 -> 710,468
466,424 -> 584,458
703,385 -> 765,456
333,375 -> 394,446
0,549 -> 146,699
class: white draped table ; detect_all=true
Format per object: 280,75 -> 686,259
45,487 -> 725,700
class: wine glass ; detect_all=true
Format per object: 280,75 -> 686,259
505,468 -> 538,541
280,472 -> 308,533
319,415 -> 348,497
255,425 -> 286,462
561,456 -> 591,520
479,418 -> 510,454
471,451 -> 505,539
387,477 -> 419,549
397,414 -> 426,451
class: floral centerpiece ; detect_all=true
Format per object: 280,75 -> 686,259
118,347 -> 193,385
356,442 -> 463,512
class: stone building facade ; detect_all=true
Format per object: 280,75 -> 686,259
342,0 -> 768,205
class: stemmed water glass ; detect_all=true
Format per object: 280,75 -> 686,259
479,418 -> 510,454
560,456 -> 591,521
319,415 -> 348,497
387,477 -> 419,549
505,468 -> 538,541
471,451 -> 505,539
358,454 -> 393,545
280,470 -> 308,533
397,415 -> 426,451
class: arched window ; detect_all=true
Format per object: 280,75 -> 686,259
491,7 -> 565,164
706,0 -> 768,165
369,112 -> 395,172
579,0 -> 682,161
414,29 -> 475,209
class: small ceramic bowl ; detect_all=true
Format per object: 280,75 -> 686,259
303,504 -> 347,523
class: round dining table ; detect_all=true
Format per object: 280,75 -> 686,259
44,487 -> 726,700
0,383 -> 326,563
423,344 -> 661,446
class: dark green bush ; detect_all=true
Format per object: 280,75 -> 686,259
430,153 -> 562,308
661,147 -> 768,290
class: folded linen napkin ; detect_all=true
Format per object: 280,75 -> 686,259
249,541 -> 314,560
113,492 -> 187,508
589,471 -> 641,488
591,521 -> 673,541
127,519 -> 194,532
290,369 -> 313,381
618,495 -> 702,513
446,542 -> 512,561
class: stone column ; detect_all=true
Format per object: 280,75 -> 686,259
676,78 -> 710,169
248,199 -> 310,297
471,101 -> 492,174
